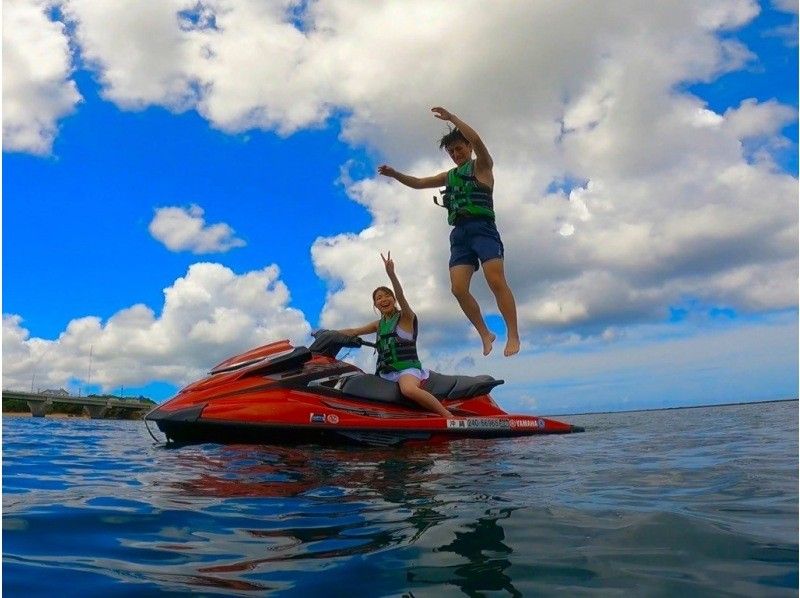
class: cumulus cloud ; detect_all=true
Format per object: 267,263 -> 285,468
6,0 -> 797,366
491,312 -> 798,414
2,263 -> 311,392
306,0 -> 798,351
772,0 -> 799,15
60,0 -> 201,110
723,98 -> 797,139
312,104 -> 795,353
149,204 -> 246,253
2,0 -> 82,154
47,0 -> 785,353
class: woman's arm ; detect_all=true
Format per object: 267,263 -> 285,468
381,252 -> 415,332
378,165 -> 447,189
337,322 -> 378,337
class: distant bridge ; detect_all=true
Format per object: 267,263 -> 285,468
2,390 -> 154,419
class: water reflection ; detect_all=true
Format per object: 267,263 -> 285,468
4,403 -> 796,596
405,508 -> 522,597
156,441 -> 522,595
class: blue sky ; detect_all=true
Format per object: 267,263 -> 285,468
3,0 -> 797,414
5,71 -> 370,336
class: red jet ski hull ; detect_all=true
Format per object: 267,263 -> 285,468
145,336 -> 584,446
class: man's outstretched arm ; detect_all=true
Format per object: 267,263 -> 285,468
378,165 -> 447,189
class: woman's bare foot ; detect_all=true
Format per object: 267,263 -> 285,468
429,402 -> 453,418
481,332 -> 497,356
504,336 -> 520,357
434,405 -> 455,418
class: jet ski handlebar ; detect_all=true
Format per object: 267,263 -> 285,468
309,329 -> 376,357
344,334 -> 376,348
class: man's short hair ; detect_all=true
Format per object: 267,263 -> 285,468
439,127 -> 469,150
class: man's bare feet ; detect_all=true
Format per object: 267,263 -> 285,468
504,336 -> 520,357
481,332 -> 497,356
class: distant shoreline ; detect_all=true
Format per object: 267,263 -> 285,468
550,398 -> 798,418
2,411 -> 145,420
3,411 -> 91,419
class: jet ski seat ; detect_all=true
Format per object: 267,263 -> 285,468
339,371 -> 504,405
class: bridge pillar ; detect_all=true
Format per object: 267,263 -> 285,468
26,400 -> 51,417
84,405 -> 108,419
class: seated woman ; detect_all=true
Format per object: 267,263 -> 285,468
336,252 -> 454,418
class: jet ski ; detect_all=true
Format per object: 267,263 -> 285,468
144,329 -> 585,446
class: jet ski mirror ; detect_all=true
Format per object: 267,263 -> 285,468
309,329 -> 375,358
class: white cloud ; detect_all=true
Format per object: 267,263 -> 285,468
723,98 -> 797,139
298,0 -> 796,350
2,0 -> 81,154
772,0 -> 799,15
5,1 -> 797,383
488,312 -> 798,414
766,1 -> 799,47
722,98 -> 797,169
60,0 -> 200,110
48,1 -> 762,145
2,263 -> 311,391
149,204 -> 246,253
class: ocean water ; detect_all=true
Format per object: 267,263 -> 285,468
3,401 -> 797,597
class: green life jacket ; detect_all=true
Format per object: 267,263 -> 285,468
375,312 -> 422,374
440,160 -> 495,225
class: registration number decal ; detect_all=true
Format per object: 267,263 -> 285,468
447,418 -> 511,430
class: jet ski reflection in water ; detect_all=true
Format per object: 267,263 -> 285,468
145,329 -> 584,447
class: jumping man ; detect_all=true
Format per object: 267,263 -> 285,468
378,107 -> 520,357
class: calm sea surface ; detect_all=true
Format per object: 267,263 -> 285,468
3,401 -> 798,597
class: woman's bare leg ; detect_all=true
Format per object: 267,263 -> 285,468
398,375 -> 453,418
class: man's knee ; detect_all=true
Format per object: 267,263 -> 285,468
449,265 -> 475,301
451,283 -> 469,301
483,262 -> 507,293
485,274 -> 506,293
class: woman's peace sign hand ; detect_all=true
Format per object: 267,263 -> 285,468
381,251 -> 395,276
